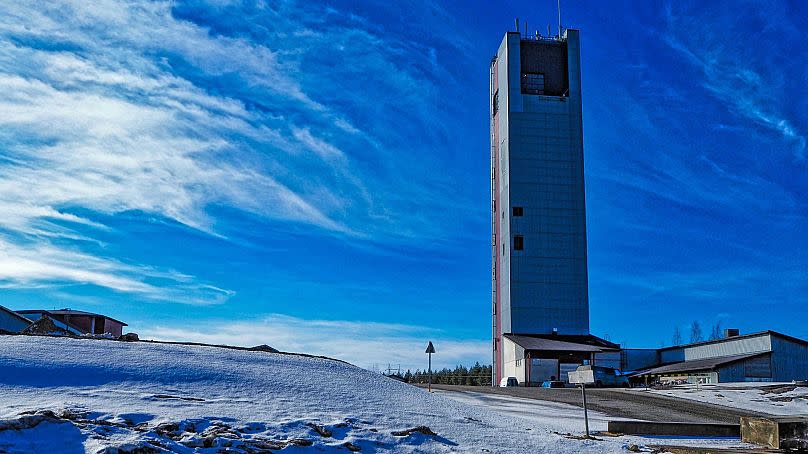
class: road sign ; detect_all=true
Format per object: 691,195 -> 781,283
567,369 -> 595,384
568,366 -> 594,438
425,341 -> 435,392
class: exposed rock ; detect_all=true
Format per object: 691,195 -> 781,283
21,316 -> 72,336
250,344 -> 279,353
97,444 -> 160,454
391,426 -> 436,437
202,435 -> 216,448
252,439 -> 286,450
154,422 -> 180,435
288,438 -> 313,446
343,441 -> 361,451
119,333 -> 139,342
307,422 -> 333,437
0,414 -> 66,431
152,394 -> 205,402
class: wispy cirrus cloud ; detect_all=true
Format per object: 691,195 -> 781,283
661,0 -> 806,159
0,0 -> 473,302
0,237 -> 233,305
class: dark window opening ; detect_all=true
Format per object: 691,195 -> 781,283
492,90 -> 499,115
521,73 -> 545,95
512,206 -> 524,217
514,235 -> 524,251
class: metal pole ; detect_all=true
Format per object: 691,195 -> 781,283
581,383 -> 589,437
428,352 -> 432,392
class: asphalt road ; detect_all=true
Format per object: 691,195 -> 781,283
418,384 -> 769,424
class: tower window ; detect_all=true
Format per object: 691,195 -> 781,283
492,90 -> 499,115
514,235 -> 524,251
521,73 -> 545,95
512,206 -> 524,217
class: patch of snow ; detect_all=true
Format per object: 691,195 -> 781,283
638,383 -> 808,416
0,336 -> 758,452
436,389 -> 757,451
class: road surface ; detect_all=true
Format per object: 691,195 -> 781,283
420,384 -> 768,424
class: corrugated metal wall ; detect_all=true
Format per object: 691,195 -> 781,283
770,336 -> 808,381
683,335 -> 771,361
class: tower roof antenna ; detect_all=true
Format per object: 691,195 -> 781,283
557,0 -> 562,38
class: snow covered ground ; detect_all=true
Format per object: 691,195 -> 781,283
0,336 -> 754,453
641,382 -> 808,416
434,389 -> 757,452
432,389 -> 627,432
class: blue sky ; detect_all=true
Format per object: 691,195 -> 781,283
0,0 -> 805,370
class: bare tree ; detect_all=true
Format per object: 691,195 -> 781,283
672,326 -> 682,346
709,321 -> 723,340
689,321 -> 703,343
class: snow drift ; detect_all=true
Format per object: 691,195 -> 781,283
0,335 -> 646,453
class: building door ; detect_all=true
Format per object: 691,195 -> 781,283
530,358 -> 559,382
94,317 -> 105,334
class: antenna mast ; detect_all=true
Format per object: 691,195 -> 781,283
557,0 -> 562,37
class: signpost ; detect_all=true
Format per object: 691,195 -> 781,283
425,341 -> 435,392
568,367 -> 595,438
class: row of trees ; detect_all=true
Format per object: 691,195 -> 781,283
672,320 -> 726,345
397,362 -> 493,386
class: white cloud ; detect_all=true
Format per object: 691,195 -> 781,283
662,2 -> 806,159
0,0 -> 475,303
0,1 -> 366,298
139,314 -> 489,371
0,238 -> 233,305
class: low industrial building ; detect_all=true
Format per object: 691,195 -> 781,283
630,330 -> 808,384
16,309 -> 128,337
502,329 -> 808,386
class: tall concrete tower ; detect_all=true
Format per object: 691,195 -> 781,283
490,29 -> 589,384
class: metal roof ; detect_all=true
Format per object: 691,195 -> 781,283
634,352 -> 768,376
504,334 -> 619,352
17,309 -> 127,327
0,305 -> 33,325
658,331 -> 807,351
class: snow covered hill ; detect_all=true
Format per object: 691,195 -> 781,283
0,335 -> 744,453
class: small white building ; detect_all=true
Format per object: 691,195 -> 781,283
501,333 -> 620,385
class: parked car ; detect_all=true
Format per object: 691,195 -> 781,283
541,380 -> 565,388
577,365 -> 630,387
499,376 -> 519,387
